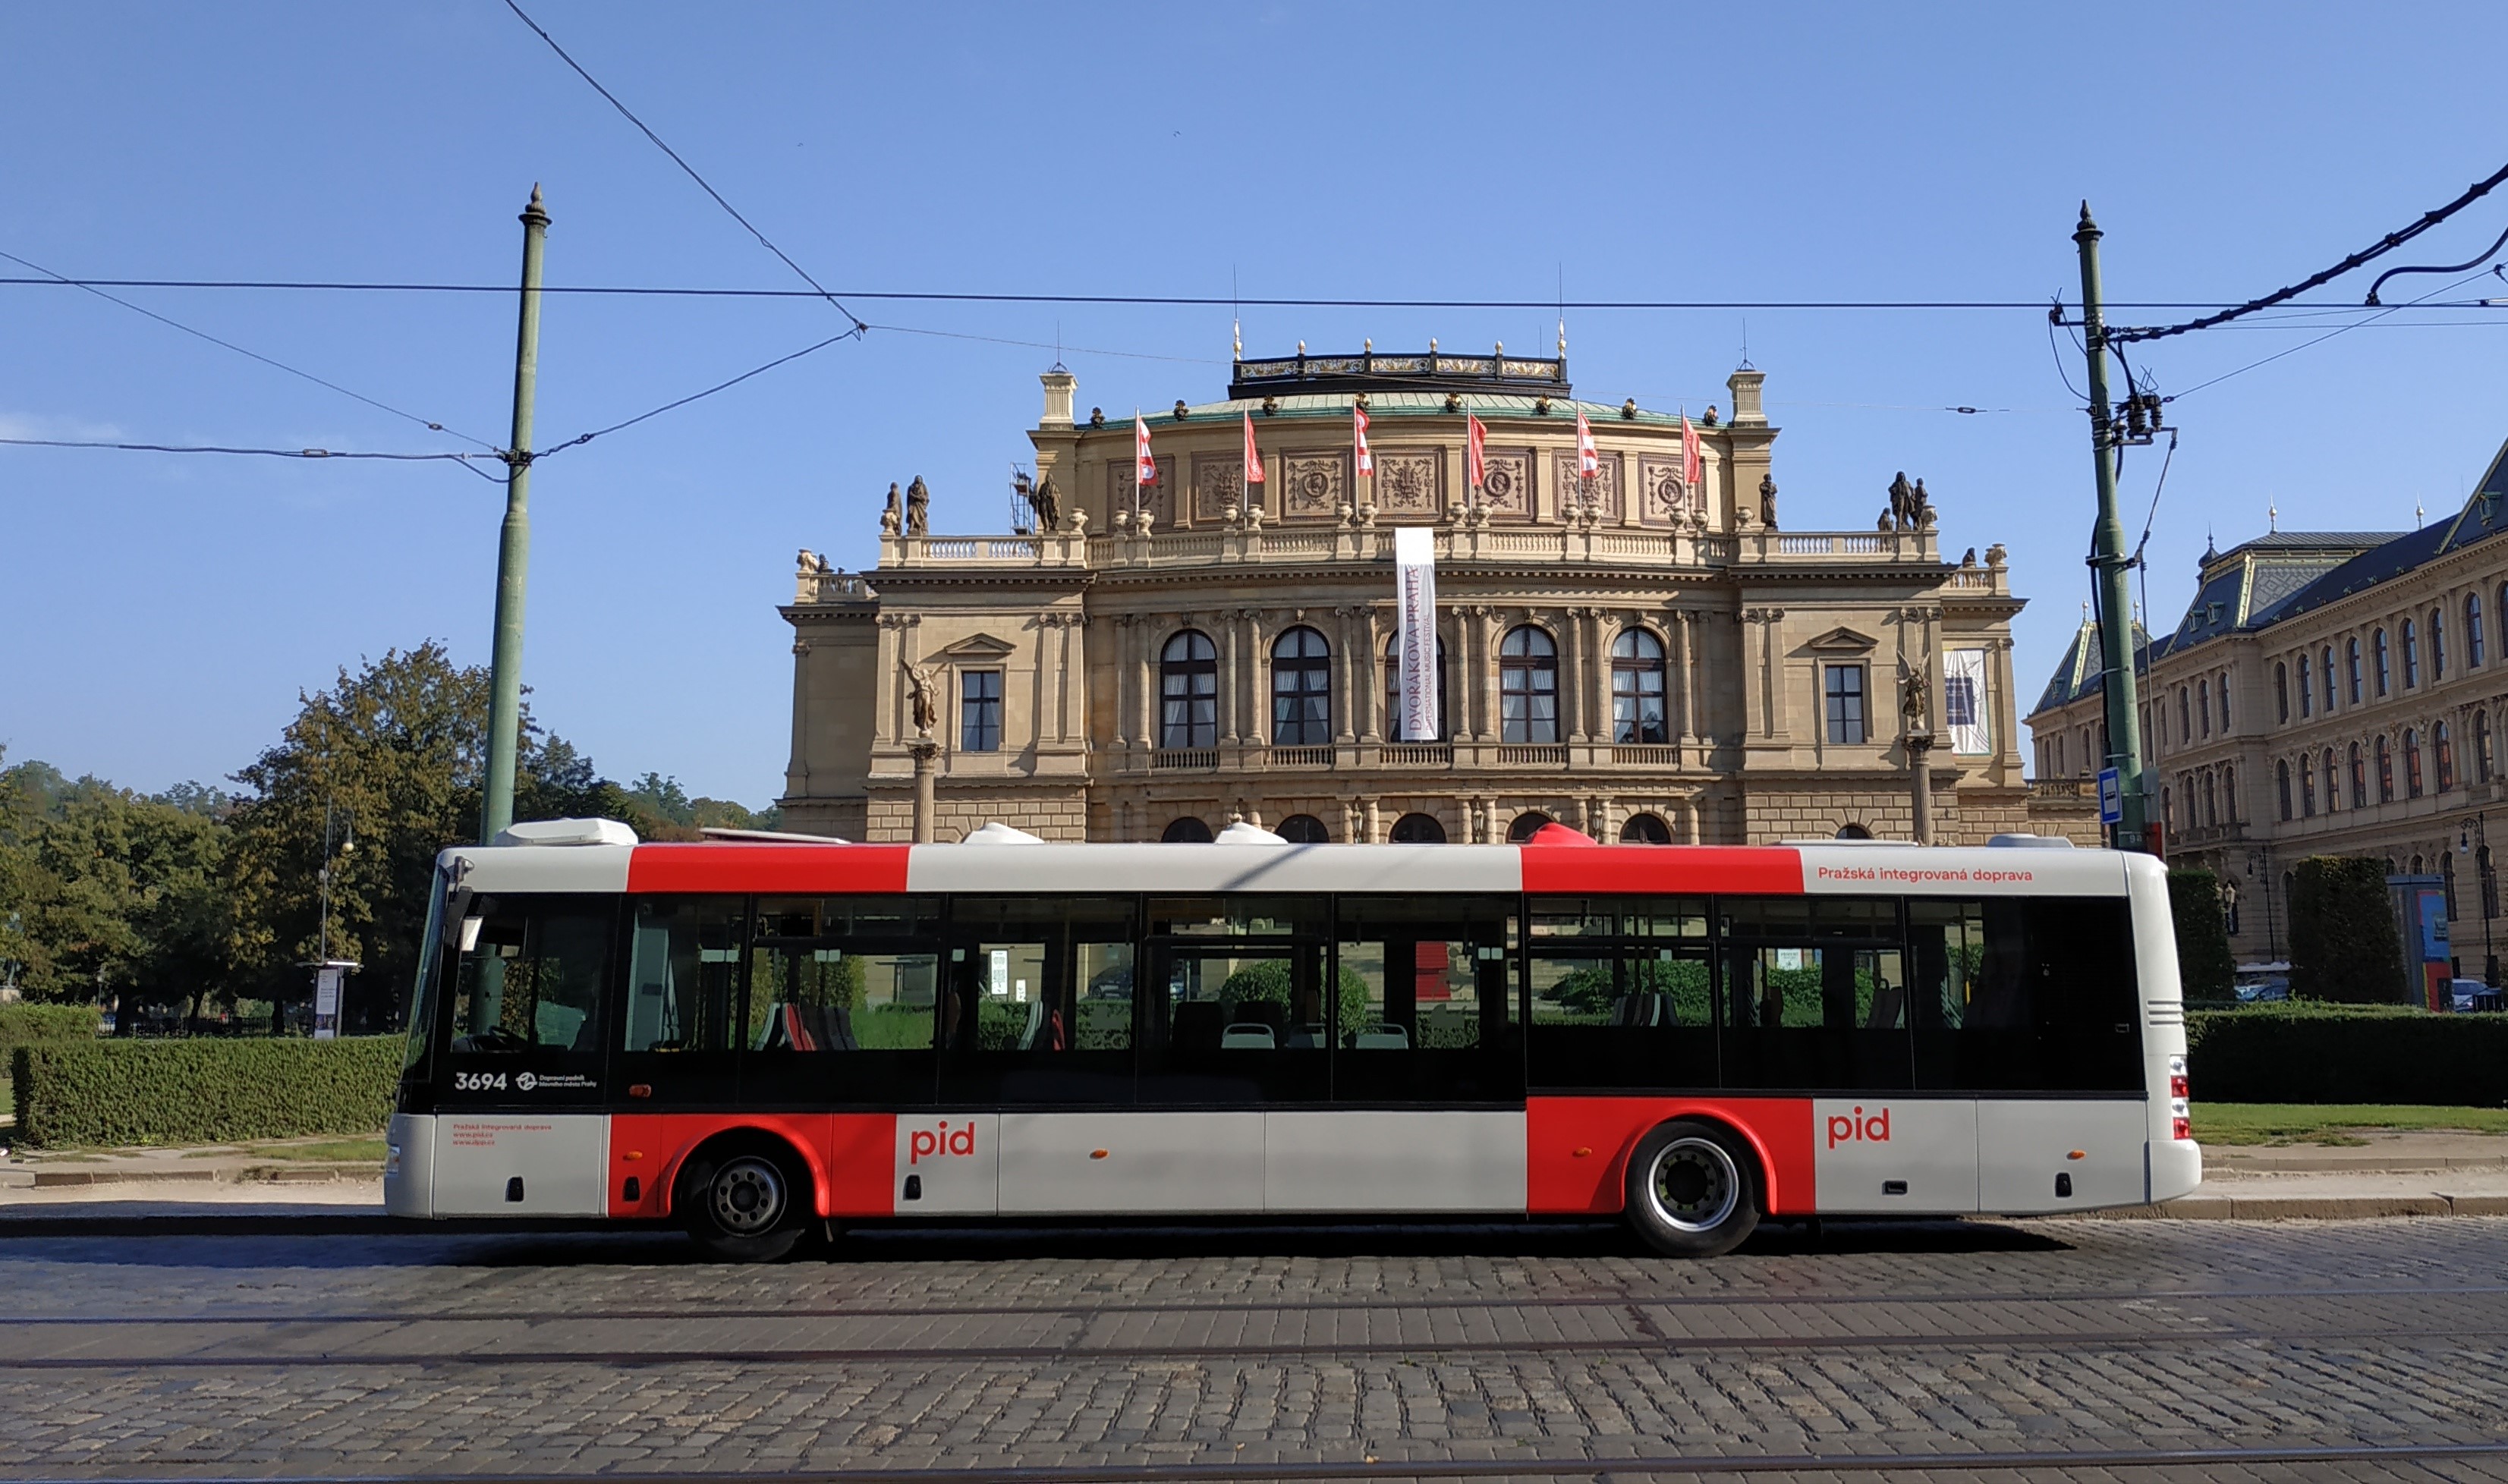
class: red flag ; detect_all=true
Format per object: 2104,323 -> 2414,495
1466,413 -> 1488,489
1574,409 -> 1599,479
1134,411 -> 1158,488
1681,414 -> 1703,488
1353,404 -> 1374,477
1241,410 -> 1264,485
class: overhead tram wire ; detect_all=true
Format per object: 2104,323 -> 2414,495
0,436 -> 499,467
2108,157 -> 2508,343
2160,264 -> 2502,405
499,0 -> 868,338
17,278 -> 2508,313
0,249 -> 502,478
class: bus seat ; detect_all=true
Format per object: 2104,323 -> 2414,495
1017,997 -> 1045,1051
1611,992 -> 1676,1027
1220,1023 -> 1277,1049
1170,999 -> 1224,1049
1865,983 -> 1906,1030
1352,1023 -> 1408,1050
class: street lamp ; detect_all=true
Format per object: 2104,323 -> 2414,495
305,803 -> 361,1040
2245,846 -> 2280,963
2457,815 -> 2496,986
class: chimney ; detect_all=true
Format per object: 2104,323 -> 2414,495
1726,367 -> 1767,426
1040,368 -> 1077,429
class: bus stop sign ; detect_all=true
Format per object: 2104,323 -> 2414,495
2097,767 -> 2123,825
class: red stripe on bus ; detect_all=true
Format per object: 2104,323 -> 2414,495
1518,846 -> 1803,896
609,1112 -> 898,1219
1526,1096 -> 1817,1215
625,844 -> 913,895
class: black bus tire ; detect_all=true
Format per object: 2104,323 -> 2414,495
1624,1119 -> 1761,1258
679,1146 -> 809,1262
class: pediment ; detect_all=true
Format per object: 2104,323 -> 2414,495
933,632 -> 1018,659
1805,625 -> 1878,653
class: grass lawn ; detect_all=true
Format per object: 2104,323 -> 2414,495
180,1137 -> 389,1163
2198,1103 -> 2508,1146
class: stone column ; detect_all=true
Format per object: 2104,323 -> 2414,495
1558,608 -> 1583,742
1242,609 -> 1270,747
1066,613 -> 1087,747
910,737 -> 939,843
1360,607 -> 1384,743
1907,732 -> 1935,845
1473,606 -> 1499,741
1364,797 -> 1382,844
1334,606 -> 1358,744
1220,613 -> 1241,744
786,637 -> 813,800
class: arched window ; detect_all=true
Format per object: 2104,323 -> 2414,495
2276,759 -> 2292,821
2201,677 -> 2216,733
2480,709 -> 2497,784
2293,659 -> 2309,718
2055,735 -> 2066,775
1620,813 -> 1673,844
2321,751 -> 2336,813
2472,593 -> 2489,668
2222,673 -> 2234,729
2374,629 -> 2391,696
2181,684 -> 2195,737
1610,629 -> 1669,744
1507,810 -> 1554,842
2433,608 -> 2448,679
2204,771 -> 2220,825
2299,760 -> 2314,817
2271,666 -> 2287,724
2351,742 -> 2368,809
2223,763 -> 2238,821
2406,727 -> 2425,797
1270,626 -> 1332,746
2319,649 -> 2335,712
2161,786 -> 2175,834
2403,618 -> 2421,688
2411,854 -> 2425,876
1160,630 -> 1218,748
2437,720 -> 2456,791
1499,626 -> 1559,744
2349,637 -> 2364,703
1381,633 -> 1449,742
1389,811 -> 1447,844
2377,735 -> 2396,803
1836,823 -> 1874,839
1275,813 -> 1329,844
1162,816 -> 1213,843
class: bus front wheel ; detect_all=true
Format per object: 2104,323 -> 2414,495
1625,1120 -> 1760,1258
681,1148 -> 808,1262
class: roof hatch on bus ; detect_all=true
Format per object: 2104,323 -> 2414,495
492,818 -> 639,848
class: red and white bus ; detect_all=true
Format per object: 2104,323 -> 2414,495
385,819 -> 2200,1259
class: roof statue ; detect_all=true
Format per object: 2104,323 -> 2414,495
905,476 -> 930,537
1029,471 -> 1060,532
880,482 -> 902,536
1759,473 -> 1778,530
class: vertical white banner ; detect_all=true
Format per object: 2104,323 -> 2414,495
1944,647 -> 1990,755
1394,526 -> 1440,744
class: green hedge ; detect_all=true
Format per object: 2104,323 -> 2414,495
10,1036 -> 401,1148
0,1004 -> 101,1058
2186,1004 -> 2508,1105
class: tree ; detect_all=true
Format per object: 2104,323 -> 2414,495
222,642 -> 625,1033
2167,868 -> 2237,1002
2289,856 -> 2408,1005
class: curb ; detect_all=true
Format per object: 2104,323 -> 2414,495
2088,1193 -> 2508,1220
24,1163 -> 376,1189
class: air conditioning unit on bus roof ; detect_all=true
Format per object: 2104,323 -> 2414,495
492,818 -> 640,848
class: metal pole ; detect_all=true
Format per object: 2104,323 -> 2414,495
480,184 -> 550,844
2075,204 -> 2148,850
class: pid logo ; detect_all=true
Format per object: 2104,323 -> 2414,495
1827,1105 -> 1892,1149
908,1120 -> 977,1165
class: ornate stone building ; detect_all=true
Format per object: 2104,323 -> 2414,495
2028,448 -> 2508,975
781,348 -> 2033,846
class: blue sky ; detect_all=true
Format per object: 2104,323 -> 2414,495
8,2 -> 2508,804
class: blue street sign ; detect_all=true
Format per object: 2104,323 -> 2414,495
2097,767 -> 2124,825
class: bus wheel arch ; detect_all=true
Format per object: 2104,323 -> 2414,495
674,1129 -> 816,1262
1624,1117 -> 1762,1259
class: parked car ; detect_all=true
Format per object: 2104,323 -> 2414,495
2449,978 -> 2504,1012
2233,962 -> 2291,1003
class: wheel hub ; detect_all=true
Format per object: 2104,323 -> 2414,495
710,1158 -> 786,1234
1650,1137 -> 1739,1231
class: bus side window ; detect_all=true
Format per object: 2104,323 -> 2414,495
1524,895 -> 1713,1093
1719,896 -> 1912,1092
624,898 -> 746,1055
1911,897 -> 2141,1092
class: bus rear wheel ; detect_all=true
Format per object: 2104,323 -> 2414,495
1625,1120 -> 1760,1258
681,1149 -> 808,1262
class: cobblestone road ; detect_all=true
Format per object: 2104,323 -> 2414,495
2,1217 -> 2506,1482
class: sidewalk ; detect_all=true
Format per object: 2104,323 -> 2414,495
0,1137 -> 382,1212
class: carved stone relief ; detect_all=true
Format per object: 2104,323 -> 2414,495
1191,455 -> 1245,523
1109,457 -> 1175,527
1478,451 -> 1531,520
1373,450 -> 1442,517
1554,452 -> 1622,520
1638,455 -> 1698,525
1279,451 -> 1348,520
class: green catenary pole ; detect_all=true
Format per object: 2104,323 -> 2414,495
480,184 -> 549,845
2075,203 -> 2147,850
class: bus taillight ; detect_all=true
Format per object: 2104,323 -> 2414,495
2171,1115 -> 2192,1142
2169,1074 -> 2189,1099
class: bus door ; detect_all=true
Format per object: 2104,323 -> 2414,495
1722,895 -> 1978,1214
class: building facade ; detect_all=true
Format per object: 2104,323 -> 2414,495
782,349 -> 2034,847
2028,447 -> 2508,976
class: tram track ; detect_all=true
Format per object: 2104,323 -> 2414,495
5,1278 -> 2503,1328
15,1440 -> 2508,1483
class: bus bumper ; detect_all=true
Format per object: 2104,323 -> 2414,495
385,1113 -> 436,1218
2151,1134 -> 2204,1203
